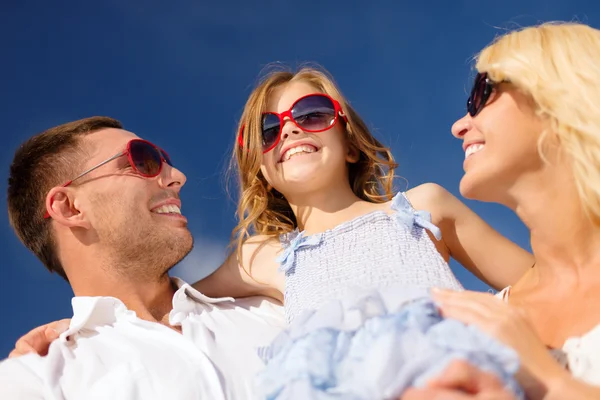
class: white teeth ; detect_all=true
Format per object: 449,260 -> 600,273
465,143 -> 485,159
153,205 -> 181,214
282,145 -> 317,161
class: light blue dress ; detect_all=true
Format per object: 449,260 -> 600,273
257,193 -> 522,399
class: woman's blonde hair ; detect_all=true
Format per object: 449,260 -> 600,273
477,22 -> 600,223
230,65 -> 398,259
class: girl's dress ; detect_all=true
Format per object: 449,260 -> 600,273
257,193 -> 522,399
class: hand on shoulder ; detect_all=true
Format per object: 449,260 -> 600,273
8,319 -> 71,358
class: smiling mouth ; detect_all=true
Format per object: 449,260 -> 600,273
280,144 -> 318,162
465,143 -> 485,159
152,204 -> 182,215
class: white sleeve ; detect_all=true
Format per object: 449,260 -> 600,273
0,355 -> 45,399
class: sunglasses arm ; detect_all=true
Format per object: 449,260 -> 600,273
68,151 -> 127,185
43,150 -> 128,219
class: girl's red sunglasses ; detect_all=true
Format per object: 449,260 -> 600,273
238,93 -> 348,153
43,139 -> 171,219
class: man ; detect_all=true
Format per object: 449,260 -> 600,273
0,117 -> 285,399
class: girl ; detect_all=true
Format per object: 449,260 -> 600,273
193,66 -> 533,398
197,67 -> 532,316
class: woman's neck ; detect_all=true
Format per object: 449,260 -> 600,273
508,170 -> 600,287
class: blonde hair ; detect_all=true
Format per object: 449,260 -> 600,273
230,65 -> 398,261
477,22 -> 600,223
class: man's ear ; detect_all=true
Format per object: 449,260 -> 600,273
346,143 -> 360,164
45,187 -> 91,229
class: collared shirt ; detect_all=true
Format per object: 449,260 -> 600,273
0,278 -> 286,399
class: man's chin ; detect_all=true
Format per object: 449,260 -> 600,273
165,235 -> 194,273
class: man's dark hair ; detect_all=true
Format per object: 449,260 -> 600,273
7,116 -> 123,281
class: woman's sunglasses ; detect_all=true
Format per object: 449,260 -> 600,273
44,139 -> 172,219
467,72 -> 498,117
238,93 -> 348,153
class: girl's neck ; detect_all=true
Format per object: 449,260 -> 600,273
286,180 -> 377,234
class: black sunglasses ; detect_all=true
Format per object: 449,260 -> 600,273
467,72 -> 498,117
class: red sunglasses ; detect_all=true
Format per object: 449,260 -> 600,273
44,139 -> 172,219
238,93 -> 348,153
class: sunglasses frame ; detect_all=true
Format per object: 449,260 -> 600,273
467,72 -> 496,117
238,93 -> 348,153
43,138 -> 171,219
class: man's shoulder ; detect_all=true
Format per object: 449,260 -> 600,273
0,352 -> 43,370
0,354 -> 45,398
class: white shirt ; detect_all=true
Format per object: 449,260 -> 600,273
0,278 -> 286,399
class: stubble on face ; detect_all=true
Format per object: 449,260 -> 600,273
89,190 -> 194,280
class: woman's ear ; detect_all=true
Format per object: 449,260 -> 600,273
45,187 -> 91,229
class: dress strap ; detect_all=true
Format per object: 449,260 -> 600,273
277,230 -> 323,274
391,192 -> 442,240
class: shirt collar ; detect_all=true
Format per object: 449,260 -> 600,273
60,277 -> 234,342
171,277 -> 234,305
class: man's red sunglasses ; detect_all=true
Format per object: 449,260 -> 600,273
43,139 -> 171,219
238,93 -> 348,153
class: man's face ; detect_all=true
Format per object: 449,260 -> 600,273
75,128 -> 193,277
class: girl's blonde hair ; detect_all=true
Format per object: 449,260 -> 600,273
477,22 -> 600,223
230,66 -> 398,258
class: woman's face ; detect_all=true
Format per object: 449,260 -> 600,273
259,80 -> 355,199
451,80 -> 548,203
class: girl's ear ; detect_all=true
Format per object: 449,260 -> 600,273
346,143 -> 360,164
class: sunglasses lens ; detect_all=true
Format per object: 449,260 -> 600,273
160,149 -> 173,166
468,73 -> 487,116
129,140 -> 163,176
291,95 -> 337,132
262,113 -> 281,150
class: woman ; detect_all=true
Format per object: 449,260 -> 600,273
412,22 -> 600,399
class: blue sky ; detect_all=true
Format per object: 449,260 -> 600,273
0,0 -> 597,355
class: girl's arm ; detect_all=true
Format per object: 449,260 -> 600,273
406,183 -> 534,290
8,319 -> 71,358
192,235 -> 284,302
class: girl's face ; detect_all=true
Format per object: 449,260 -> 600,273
451,78 -> 548,203
260,81 -> 357,199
